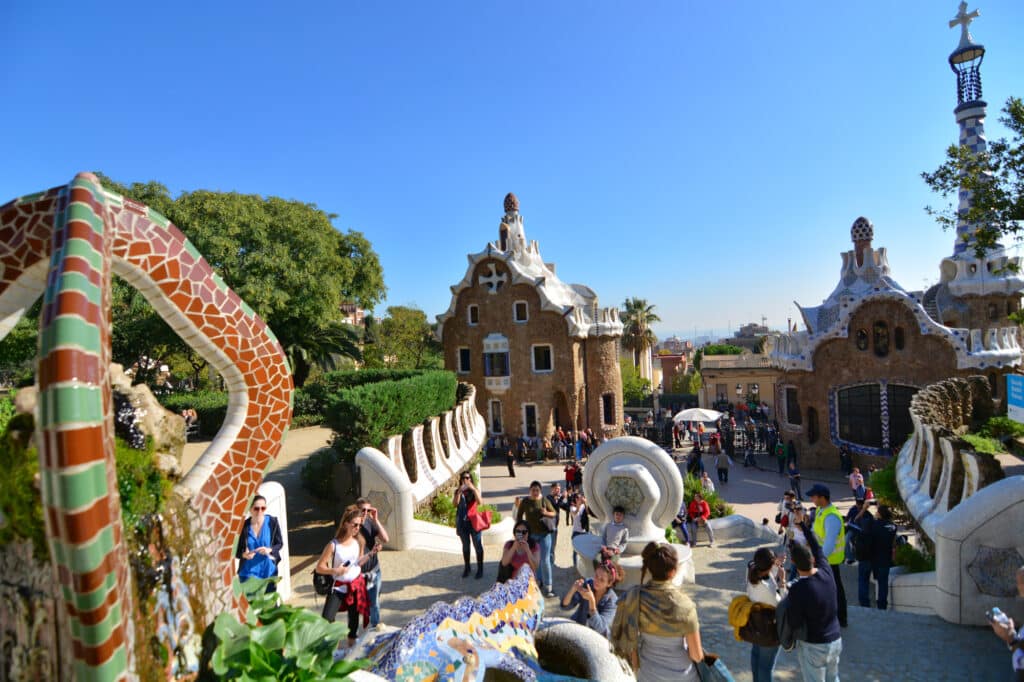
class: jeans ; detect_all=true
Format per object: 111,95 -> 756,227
530,532 -> 553,589
751,643 -> 780,682
796,638 -> 842,682
459,528 -> 484,564
718,467 -> 729,483
365,568 -> 381,627
687,518 -> 714,545
858,560 -> 891,609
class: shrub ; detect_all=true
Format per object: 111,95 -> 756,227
158,390 -> 229,439
0,391 -> 16,433
300,447 -> 339,500
894,542 -> 936,573
682,474 -> 734,518
0,412 -> 46,559
290,385 -> 324,427
868,458 -> 903,509
978,416 -> 1024,440
116,435 -> 172,530
325,370 -> 457,463
961,433 -> 1004,455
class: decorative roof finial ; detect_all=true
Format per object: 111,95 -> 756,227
949,2 -> 980,48
851,217 -> 874,244
503,192 -> 519,215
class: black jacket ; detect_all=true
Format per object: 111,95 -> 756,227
235,514 -> 284,564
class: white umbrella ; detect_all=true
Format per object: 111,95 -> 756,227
672,407 -> 723,424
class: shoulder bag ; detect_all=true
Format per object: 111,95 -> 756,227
312,540 -> 335,596
466,501 -> 492,532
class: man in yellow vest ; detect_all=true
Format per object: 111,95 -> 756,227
807,483 -> 848,628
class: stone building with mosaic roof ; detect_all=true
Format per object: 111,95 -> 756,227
765,13 -> 1024,468
436,193 -> 625,440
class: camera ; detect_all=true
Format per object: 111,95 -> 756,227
584,578 -> 595,590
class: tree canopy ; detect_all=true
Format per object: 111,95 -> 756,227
362,306 -> 442,370
87,174 -> 385,387
922,96 -> 1024,258
621,297 -> 661,367
619,359 -> 651,405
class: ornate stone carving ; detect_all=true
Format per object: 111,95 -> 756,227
605,476 -> 646,515
968,546 -> 1024,597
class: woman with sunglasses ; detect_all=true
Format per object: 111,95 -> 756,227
498,520 -> 540,583
453,471 -> 485,579
235,495 -> 284,592
316,505 -> 379,649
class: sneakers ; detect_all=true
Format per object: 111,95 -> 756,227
543,587 -> 556,598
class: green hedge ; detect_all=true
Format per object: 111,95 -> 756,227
158,390 -> 229,438
325,370 -> 457,463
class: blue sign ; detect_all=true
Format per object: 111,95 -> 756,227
1007,374 -> 1024,424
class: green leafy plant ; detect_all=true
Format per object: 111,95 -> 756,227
894,543 -> 936,573
978,416 -> 1024,440
203,578 -> 369,680
300,447 -> 340,500
116,435 -> 172,530
682,474 -> 734,518
0,412 -> 46,559
961,433 -> 1005,455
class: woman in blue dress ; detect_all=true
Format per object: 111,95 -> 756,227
235,495 -> 284,592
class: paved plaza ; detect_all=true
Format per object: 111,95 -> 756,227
186,428 -> 1016,680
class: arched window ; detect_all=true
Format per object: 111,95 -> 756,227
855,329 -> 869,351
894,327 -> 905,351
807,407 -> 819,444
873,322 -> 889,357
988,303 -> 999,320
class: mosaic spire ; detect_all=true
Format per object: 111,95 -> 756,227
947,3 -> 989,257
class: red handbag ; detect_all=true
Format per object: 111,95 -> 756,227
467,501 -> 492,532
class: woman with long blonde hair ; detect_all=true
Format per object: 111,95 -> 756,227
315,505 -> 378,648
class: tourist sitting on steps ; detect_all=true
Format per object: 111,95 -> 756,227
687,492 -> 715,548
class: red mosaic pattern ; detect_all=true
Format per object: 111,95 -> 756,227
0,173 -> 293,677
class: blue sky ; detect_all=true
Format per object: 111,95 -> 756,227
3,2 -> 1022,342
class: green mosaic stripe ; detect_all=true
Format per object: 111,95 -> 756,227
184,240 -> 203,262
16,190 -> 46,204
57,270 -> 102,306
60,570 -> 117,612
147,208 -> 170,228
39,316 -> 102,356
40,460 -> 109,515
69,600 -> 123,648
38,384 -> 104,428
63,236 -> 103,271
49,525 -> 117,578
72,648 -> 127,682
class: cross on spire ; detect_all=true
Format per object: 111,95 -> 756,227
949,1 -> 980,48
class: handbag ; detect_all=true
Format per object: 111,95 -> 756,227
466,501 -> 492,532
695,653 -> 736,682
312,540 -> 335,596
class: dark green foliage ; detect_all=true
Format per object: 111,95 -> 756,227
115,436 -> 172,531
158,390 -> 229,438
682,474 -> 734,518
894,543 -> 936,573
201,578 -> 369,681
291,385 -> 325,427
300,448 -> 340,499
868,458 -> 903,511
413,492 -> 502,527
701,344 -> 745,356
978,416 -> 1024,440
325,370 -> 457,463
0,412 -> 46,559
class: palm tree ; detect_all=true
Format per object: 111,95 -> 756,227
286,321 -> 363,388
621,298 -> 661,372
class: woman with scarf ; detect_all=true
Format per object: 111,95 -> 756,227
611,542 -> 704,681
235,495 -> 284,592
315,505 -> 378,649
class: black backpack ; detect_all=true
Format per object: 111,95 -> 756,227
313,540 -> 335,596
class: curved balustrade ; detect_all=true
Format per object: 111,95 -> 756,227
892,375 -> 1024,625
355,383 -> 497,550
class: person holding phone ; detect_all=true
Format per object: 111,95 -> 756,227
989,566 -> 1024,679
499,520 -> 540,583
315,505 -> 379,649
745,547 -> 788,681
454,472 -> 485,579
561,561 -> 620,638
356,497 -> 388,627
235,495 -> 284,593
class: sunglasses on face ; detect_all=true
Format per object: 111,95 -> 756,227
252,506 -> 266,511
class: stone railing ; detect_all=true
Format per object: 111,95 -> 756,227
355,383 -> 509,551
893,375 -> 1024,625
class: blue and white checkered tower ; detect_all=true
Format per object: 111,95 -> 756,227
947,2 -> 988,256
